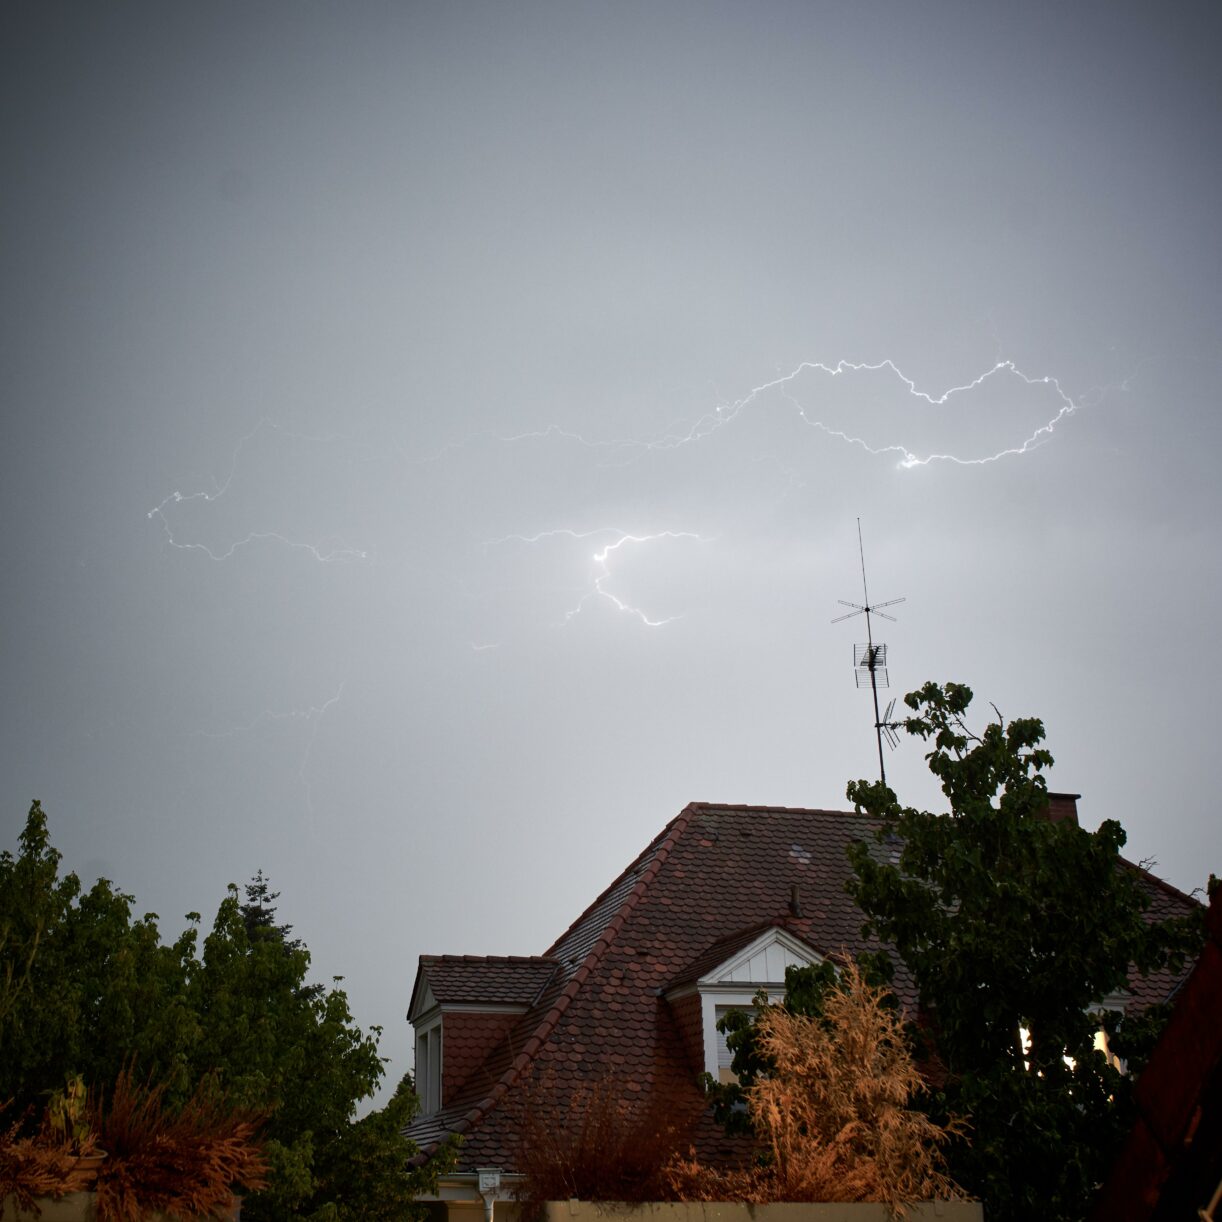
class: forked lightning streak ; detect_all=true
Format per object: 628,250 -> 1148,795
485,528 -> 709,628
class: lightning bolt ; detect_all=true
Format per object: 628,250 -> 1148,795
198,680 -> 346,813
416,357 -> 1103,470
196,682 -> 346,739
147,419 -> 373,563
149,354 -> 1110,648
659,358 -> 1097,468
147,504 -> 370,562
484,528 -> 709,628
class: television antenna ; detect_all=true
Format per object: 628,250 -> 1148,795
832,519 -> 905,784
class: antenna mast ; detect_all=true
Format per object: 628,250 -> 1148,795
832,519 -> 905,784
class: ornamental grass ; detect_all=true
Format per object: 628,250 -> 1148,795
0,1110 -> 98,1214
664,960 -> 964,1219
89,1069 -> 268,1222
513,1070 -> 696,1220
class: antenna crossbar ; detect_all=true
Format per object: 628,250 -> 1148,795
832,519 -> 906,785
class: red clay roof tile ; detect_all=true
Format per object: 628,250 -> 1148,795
415,955 -> 559,1009
406,801 -> 1201,1173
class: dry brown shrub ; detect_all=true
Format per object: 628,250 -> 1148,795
90,1069 -> 268,1222
0,1109 -> 99,1215
513,1070 -> 696,1220
664,960 -> 963,1218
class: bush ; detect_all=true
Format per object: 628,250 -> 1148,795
90,1068 -> 267,1222
667,960 -> 962,1218
513,1072 -> 693,1219
0,1109 -> 97,1215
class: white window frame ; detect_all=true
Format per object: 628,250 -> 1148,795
408,993 -> 531,1116
669,926 -> 824,1080
414,1009 -> 443,1115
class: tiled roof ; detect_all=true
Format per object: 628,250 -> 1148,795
406,802 -> 898,1169
405,801 -> 1201,1173
1121,861 -> 1203,1011
665,920 -> 823,992
1091,890 -> 1222,1219
416,955 -> 558,1009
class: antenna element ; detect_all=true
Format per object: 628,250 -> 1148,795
833,520 -> 906,784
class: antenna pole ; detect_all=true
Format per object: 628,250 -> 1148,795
858,520 -> 887,785
857,518 -> 870,607
833,519 -> 905,786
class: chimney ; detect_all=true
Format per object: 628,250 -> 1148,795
1044,792 -> 1080,827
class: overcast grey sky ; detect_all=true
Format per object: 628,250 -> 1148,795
4,1 -> 1220,1103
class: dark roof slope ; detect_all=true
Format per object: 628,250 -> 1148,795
407,802 -> 895,1168
405,802 -> 1201,1173
1122,862 -> 1203,1011
414,956 -> 558,1010
1091,889 -> 1222,1220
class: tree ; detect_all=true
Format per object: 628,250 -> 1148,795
308,1073 -> 444,1222
241,870 -> 306,954
0,802 -> 445,1220
0,802 -> 70,1033
670,960 -> 960,1214
0,804 -> 194,1112
843,682 -> 1202,1221
189,878 -> 435,1220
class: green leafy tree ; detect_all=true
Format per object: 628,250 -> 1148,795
0,802 -> 446,1220
306,1073 -> 433,1222
0,802 -> 70,1033
0,804 -> 194,1111
188,879 -> 437,1220
842,681 -> 1202,1221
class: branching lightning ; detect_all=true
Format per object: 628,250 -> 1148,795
197,682 -> 346,739
716,358 -> 1088,468
147,419 -> 373,563
150,356 -> 1105,649
199,681 -> 346,812
417,357 -> 1100,470
147,501 -> 370,562
484,528 -> 709,628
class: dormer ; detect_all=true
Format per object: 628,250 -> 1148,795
408,955 -> 558,1114
665,924 -> 824,1082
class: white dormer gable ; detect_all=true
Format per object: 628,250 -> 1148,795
407,959 -> 544,1117
409,977 -> 438,1024
410,977 -> 443,1115
703,926 -> 821,988
668,926 -> 824,1081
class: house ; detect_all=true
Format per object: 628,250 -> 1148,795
405,797 -> 1199,1220
1090,885 -> 1222,1220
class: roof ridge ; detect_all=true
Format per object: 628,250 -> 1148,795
691,801 -> 874,817
542,806 -> 690,957
415,803 -> 701,1158
527,961 -> 562,1009
422,953 -> 559,965
1120,856 -> 1204,909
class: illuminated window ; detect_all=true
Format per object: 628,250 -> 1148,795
1018,996 -> 1128,1075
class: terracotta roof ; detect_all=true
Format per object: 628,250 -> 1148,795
665,920 -> 824,993
1121,862 -> 1203,1011
414,956 -> 558,1010
405,801 -> 1201,1174
406,803 -> 897,1169
1091,889 -> 1222,1219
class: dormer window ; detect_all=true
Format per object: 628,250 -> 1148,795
665,925 -> 824,1081
415,1010 -> 442,1113
407,955 -> 559,1116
